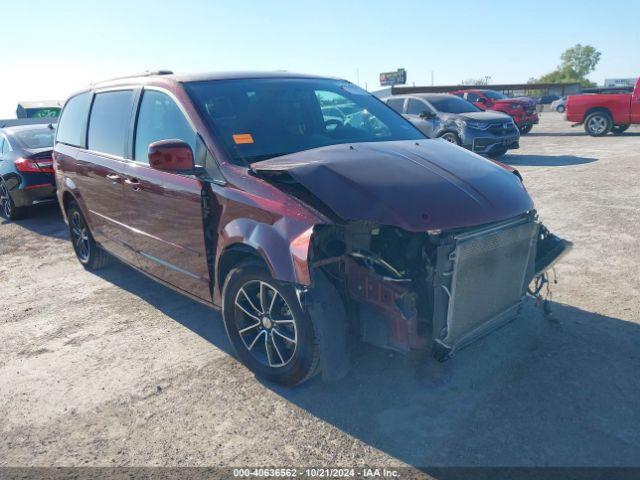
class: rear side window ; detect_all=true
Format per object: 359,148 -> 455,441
134,90 -> 196,163
386,97 -> 404,113
56,92 -> 92,147
88,90 -> 134,157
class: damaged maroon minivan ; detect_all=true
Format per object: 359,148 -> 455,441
53,72 -> 571,385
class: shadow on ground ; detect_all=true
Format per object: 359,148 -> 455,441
90,259 -> 640,468
503,154 -> 597,167
2,204 -> 67,239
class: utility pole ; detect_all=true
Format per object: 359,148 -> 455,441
431,71 -> 434,86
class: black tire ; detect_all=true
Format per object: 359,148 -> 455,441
518,124 -> 533,135
439,132 -> 460,145
222,262 -> 320,386
66,202 -> 111,270
584,111 -> 612,136
0,180 -> 27,221
556,105 -> 565,113
611,124 -> 630,135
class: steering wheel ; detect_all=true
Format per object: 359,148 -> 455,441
324,119 -> 343,131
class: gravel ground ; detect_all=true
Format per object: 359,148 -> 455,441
1,113 -> 639,469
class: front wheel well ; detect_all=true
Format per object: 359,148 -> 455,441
62,191 -> 76,213
217,244 -> 268,290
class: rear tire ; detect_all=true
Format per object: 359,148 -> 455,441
584,111 -> 612,136
0,180 -> 27,221
611,124 -> 630,135
66,202 -> 111,270
222,262 -> 320,386
556,105 -> 565,113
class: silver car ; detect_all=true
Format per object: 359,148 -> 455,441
384,94 -> 520,158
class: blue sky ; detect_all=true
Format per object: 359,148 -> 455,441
2,0 -> 638,117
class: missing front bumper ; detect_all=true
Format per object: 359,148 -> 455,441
430,214 -> 570,359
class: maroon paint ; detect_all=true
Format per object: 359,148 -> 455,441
148,140 -> 195,171
54,73 -> 537,312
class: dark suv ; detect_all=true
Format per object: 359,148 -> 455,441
384,94 -> 519,158
54,72 -> 570,385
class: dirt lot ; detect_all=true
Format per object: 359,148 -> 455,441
1,113 -> 639,469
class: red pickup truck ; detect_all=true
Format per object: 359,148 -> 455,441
566,77 -> 640,136
451,89 -> 539,134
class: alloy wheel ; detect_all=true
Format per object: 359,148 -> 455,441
0,182 -> 11,218
233,280 -> 298,368
587,115 -> 608,135
70,211 -> 91,262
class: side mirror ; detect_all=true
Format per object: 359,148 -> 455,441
148,139 -> 194,172
420,111 -> 435,119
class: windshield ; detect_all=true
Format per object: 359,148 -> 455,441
483,90 -> 508,100
184,78 -> 423,164
15,128 -> 55,148
426,96 -> 480,114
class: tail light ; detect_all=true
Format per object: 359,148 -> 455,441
14,157 -> 54,173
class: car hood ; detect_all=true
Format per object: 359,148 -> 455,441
441,111 -> 512,122
251,140 -> 533,232
494,97 -> 536,107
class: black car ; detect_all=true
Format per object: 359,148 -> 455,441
0,124 -> 57,220
384,94 -> 519,158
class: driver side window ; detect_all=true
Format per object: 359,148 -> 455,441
316,90 -> 390,137
134,90 -> 196,163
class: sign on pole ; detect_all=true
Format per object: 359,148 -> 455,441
379,68 -> 407,86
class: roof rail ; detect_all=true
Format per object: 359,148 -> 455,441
91,70 -> 173,85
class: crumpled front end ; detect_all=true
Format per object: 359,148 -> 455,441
307,212 -> 571,361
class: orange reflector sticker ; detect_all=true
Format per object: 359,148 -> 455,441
232,133 -> 254,144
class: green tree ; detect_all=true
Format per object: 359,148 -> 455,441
560,44 -> 601,78
533,44 -> 601,87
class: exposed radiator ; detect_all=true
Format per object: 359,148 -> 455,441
433,215 -> 538,354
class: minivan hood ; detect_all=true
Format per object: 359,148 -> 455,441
251,140 -> 533,232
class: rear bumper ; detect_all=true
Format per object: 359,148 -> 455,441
11,184 -> 57,208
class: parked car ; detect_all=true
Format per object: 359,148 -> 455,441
551,97 -> 567,113
0,123 -> 56,220
53,72 -> 571,386
383,93 -> 519,158
451,89 -> 539,134
565,77 -> 640,136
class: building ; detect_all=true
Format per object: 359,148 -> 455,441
604,78 -> 637,88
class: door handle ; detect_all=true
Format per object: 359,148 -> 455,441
124,178 -> 141,191
106,173 -> 121,184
